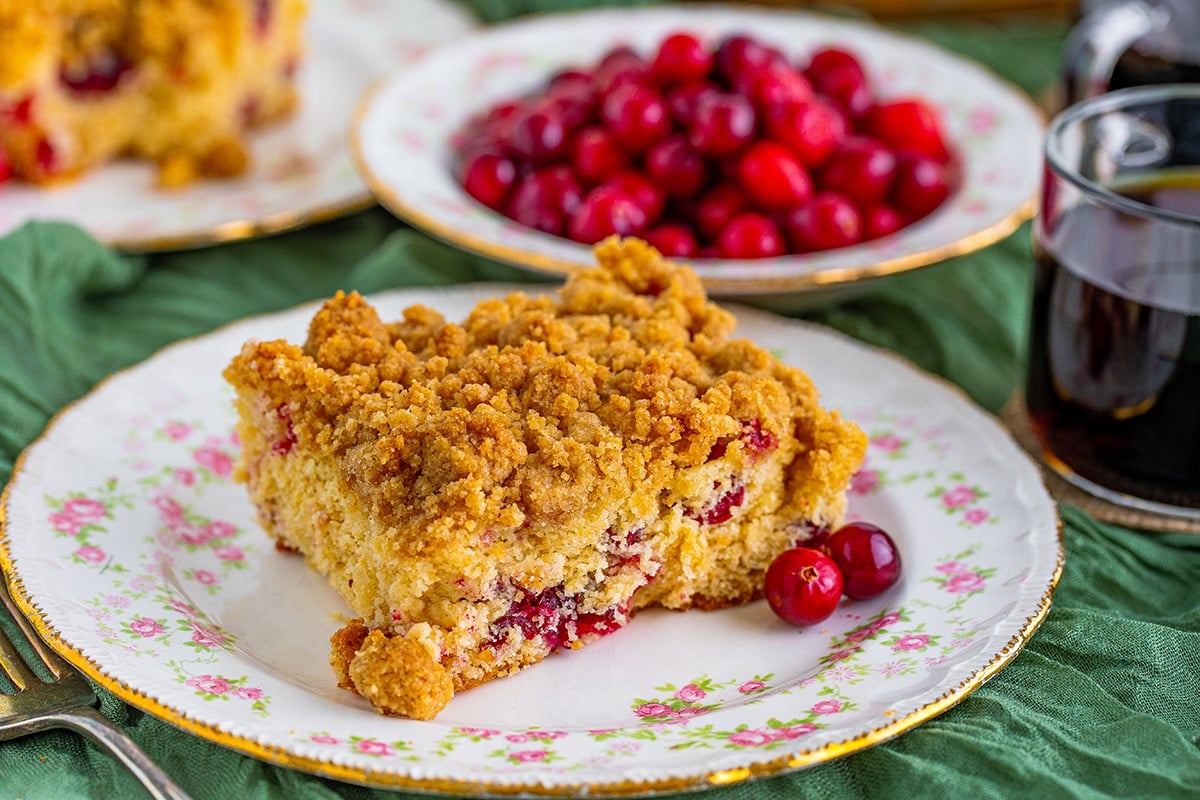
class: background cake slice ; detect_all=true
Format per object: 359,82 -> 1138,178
0,0 -> 306,187
224,237 -> 867,720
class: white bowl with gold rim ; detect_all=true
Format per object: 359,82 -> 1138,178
352,4 -> 1044,310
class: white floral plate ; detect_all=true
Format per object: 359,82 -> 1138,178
352,5 -> 1046,309
0,0 -> 477,252
0,285 -> 1062,796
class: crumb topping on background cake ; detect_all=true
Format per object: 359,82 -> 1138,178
0,0 -> 305,186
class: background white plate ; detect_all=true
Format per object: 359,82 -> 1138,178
0,0 -> 477,252
1,285 -> 1062,796
353,5 -> 1045,309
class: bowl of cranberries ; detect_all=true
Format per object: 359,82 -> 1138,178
353,5 -> 1044,308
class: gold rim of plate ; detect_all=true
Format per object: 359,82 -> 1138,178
0,298 -> 1066,797
105,193 -> 377,254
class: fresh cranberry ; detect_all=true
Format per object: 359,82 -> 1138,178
508,167 -> 582,235
596,45 -> 640,69
865,98 -> 951,163
820,138 -> 897,209
453,116 -> 506,156
507,179 -> 564,235
813,65 -> 872,120
600,83 -> 670,153
508,108 -> 570,162
460,152 -> 517,210
482,99 -> 527,129
643,223 -> 699,258
593,46 -> 647,92
804,47 -> 866,85
644,135 -> 708,198
694,182 -> 748,241
764,98 -> 846,169
538,92 -> 595,131
823,522 -> 901,600
544,165 -> 584,214
714,34 -> 781,83
764,547 -> 843,626
890,154 -> 952,219
665,81 -> 721,128
716,212 -> 785,259
571,125 -> 628,185
547,69 -> 594,100
568,185 -> 649,243
786,192 -> 863,253
457,103 -> 522,155
863,204 -> 904,240
736,141 -> 812,212
687,92 -> 756,158
601,170 -> 666,223
714,154 -> 743,182
649,32 -> 714,85
737,64 -> 813,112
59,51 -> 132,94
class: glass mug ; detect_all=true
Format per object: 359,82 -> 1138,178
1026,84 -> 1200,520
1064,0 -> 1200,104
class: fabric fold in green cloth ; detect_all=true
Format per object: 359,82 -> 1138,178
1,4 -> 1199,799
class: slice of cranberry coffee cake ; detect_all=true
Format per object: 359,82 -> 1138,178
0,0 -> 306,188
224,237 -> 867,720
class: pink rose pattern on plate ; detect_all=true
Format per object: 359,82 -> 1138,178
30,354 -> 1023,775
47,411 -> 266,712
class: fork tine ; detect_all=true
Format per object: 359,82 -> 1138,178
0,620 -> 40,691
0,576 -> 194,800
0,577 -> 70,680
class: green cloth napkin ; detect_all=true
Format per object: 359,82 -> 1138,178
2,4 -> 1200,799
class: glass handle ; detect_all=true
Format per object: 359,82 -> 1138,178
1062,1 -> 1166,104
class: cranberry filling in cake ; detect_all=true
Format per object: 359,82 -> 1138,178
0,0 -> 306,187
224,237 -> 867,720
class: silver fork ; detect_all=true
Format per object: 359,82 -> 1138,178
0,579 -> 193,800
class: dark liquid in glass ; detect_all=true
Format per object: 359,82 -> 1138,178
1027,171 -> 1200,509
1109,47 -> 1200,92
